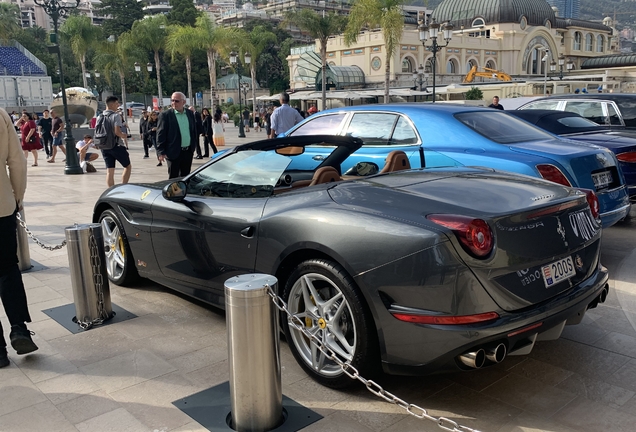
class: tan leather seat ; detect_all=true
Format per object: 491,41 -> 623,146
309,167 -> 341,186
380,151 -> 410,173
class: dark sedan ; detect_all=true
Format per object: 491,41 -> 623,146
508,109 -> 636,200
93,135 -> 609,388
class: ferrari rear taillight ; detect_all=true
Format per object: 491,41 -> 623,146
536,164 -> 572,187
427,214 -> 494,258
391,311 -> 500,325
578,188 -> 600,220
616,152 -> 636,163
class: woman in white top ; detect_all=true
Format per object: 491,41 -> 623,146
212,111 -> 225,147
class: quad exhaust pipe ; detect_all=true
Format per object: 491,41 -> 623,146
485,343 -> 507,364
458,349 -> 485,369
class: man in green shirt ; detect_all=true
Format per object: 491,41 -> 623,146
156,92 -> 200,179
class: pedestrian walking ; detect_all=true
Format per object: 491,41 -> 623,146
144,111 -> 161,166
47,109 -> 66,163
189,106 -> 204,159
0,107 -> 39,368
212,111 -> 225,148
19,113 -> 43,167
156,92 -> 199,179
201,108 -> 217,156
264,107 -> 273,137
117,108 -> 129,149
97,96 -> 132,187
139,111 -> 148,141
37,109 -> 53,159
242,108 -> 251,133
269,93 -> 304,138
488,96 -> 504,110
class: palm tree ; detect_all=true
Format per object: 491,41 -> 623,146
60,15 -> 102,88
132,15 -> 168,107
95,32 -> 143,122
0,3 -> 20,43
284,10 -> 348,109
193,15 -> 238,113
345,0 -> 404,103
166,24 -> 201,108
240,26 -> 277,122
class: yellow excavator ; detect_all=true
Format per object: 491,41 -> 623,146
463,66 -> 512,83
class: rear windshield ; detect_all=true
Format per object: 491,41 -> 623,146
455,111 -> 554,144
616,99 -> 636,127
557,116 -> 600,127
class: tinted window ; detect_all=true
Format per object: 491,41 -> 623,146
455,112 -> 553,144
607,104 -> 623,126
187,151 -> 291,198
615,99 -> 636,127
391,117 -> 418,145
557,117 -> 599,127
521,100 -> 560,110
290,114 -> 345,136
563,101 -> 606,125
346,113 -> 397,145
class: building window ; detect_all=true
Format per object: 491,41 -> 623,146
585,33 -> 593,51
485,60 -> 496,69
401,57 -> 414,73
446,59 -> 458,74
472,17 -> 485,28
425,58 -> 434,74
574,32 -> 582,50
597,35 -> 604,52
466,59 -> 477,73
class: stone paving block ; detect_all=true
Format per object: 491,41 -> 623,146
0,400 -> 78,432
508,358 -> 573,386
556,373 -> 635,409
27,317 -> 73,341
593,331 -> 636,358
75,407 -> 151,432
36,371 -> 101,405
80,348 -> 177,394
55,390 -> 122,425
0,375 -> 49,416
167,335 -> 228,374
13,352 -> 78,384
24,285 -> 64,303
495,411 -> 580,432
551,395 -> 636,432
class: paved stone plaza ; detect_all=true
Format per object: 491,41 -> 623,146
2,126 -> 636,432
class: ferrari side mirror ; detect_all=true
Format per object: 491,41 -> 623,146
163,181 -> 187,202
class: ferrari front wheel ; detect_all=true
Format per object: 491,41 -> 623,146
99,209 -> 138,286
282,259 -> 378,389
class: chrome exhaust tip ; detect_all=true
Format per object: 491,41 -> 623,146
485,343 -> 507,364
599,286 -> 609,304
458,349 -> 485,369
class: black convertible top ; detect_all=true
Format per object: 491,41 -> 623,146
508,109 -> 613,135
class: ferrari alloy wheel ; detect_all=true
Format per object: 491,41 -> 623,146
99,209 -> 137,285
282,259 -> 378,388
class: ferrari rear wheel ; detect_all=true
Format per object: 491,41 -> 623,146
282,259 -> 378,389
99,209 -> 138,286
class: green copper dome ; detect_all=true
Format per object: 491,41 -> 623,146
432,0 -> 557,27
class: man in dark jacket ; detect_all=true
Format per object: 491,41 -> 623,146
189,106 -> 204,159
156,92 -> 199,178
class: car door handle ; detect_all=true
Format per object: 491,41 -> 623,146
241,226 -> 255,238
312,155 -> 325,161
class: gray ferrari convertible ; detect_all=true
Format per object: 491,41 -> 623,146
93,135 -> 609,388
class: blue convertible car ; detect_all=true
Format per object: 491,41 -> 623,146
282,104 -> 630,227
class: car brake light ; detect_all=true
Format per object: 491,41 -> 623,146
391,311 -> 499,325
616,152 -> 636,163
427,214 -> 494,258
578,188 -> 600,220
536,164 -> 572,187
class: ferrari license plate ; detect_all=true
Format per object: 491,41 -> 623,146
542,256 -> 575,288
592,170 -> 613,189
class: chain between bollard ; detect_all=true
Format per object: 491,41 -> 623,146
16,212 -> 67,251
264,284 -> 482,432
74,233 -> 111,330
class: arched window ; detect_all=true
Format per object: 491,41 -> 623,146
446,59 -> 458,74
574,32 -> 582,50
424,58 -> 434,74
401,57 -> 414,73
472,17 -> 485,28
466,59 -> 477,73
526,47 -> 547,75
597,35 -> 604,52
585,33 -> 593,51
485,60 -> 496,70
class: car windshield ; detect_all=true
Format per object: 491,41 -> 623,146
455,111 -> 554,144
187,150 -> 292,198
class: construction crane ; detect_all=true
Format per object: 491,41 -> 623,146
463,66 -> 512,83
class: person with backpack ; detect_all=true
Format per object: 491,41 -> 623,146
94,96 -> 132,187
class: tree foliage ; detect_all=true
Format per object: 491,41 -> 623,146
96,0 -> 144,38
60,15 -> 102,87
168,0 -> 201,27
465,87 -> 483,100
0,3 -> 20,43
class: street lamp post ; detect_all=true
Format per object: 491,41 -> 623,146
542,49 -> 551,95
35,0 -> 82,174
418,19 -> 453,103
229,50 -> 250,138
552,55 -> 573,80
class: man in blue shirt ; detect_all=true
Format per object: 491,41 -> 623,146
269,93 -> 304,138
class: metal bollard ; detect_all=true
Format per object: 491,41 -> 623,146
16,209 -> 31,271
225,274 -> 282,432
65,223 -> 113,327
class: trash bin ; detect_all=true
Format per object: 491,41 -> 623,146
65,223 -> 113,328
